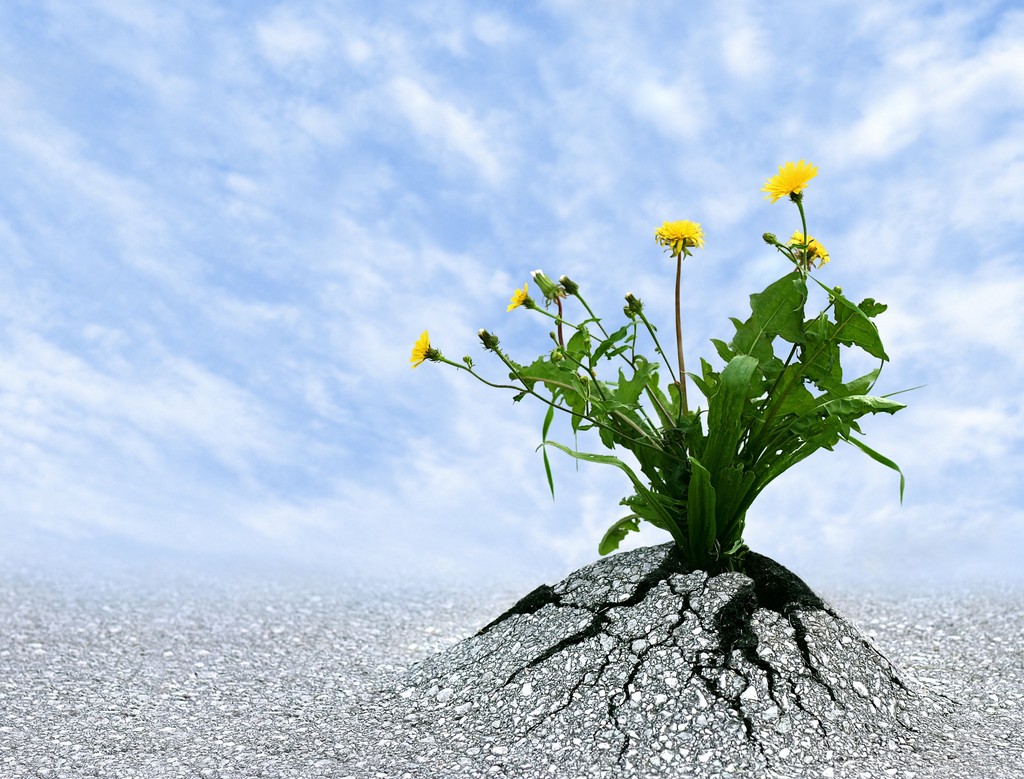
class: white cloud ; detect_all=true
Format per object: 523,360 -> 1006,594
387,76 -> 505,183
837,9 -> 1024,161
627,76 -> 707,141
719,9 -> 773,80
2,0 -> 1023,588
472,13 -> 520,47
256,8 -> 329,68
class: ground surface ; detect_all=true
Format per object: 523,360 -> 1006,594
0,563 -> 1022,778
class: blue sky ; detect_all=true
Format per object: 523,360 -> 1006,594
1,1 -> 1023,590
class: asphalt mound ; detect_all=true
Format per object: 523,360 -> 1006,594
390,544 -> 951,778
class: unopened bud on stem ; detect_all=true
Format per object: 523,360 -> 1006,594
478,329 -> 500,351
623,292 -> 644,318
531,269 -> 566,302
558,275 -> 579,296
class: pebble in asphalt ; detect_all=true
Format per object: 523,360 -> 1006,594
0,557 -> 1022,778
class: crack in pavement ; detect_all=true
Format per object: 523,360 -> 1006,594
399,544 -> 928,776
610,575 -> 705,763
499,550 -> 692,688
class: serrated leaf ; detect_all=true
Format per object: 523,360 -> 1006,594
598,515 -> 641,555
772,365 -> 817,418
566,326 -> 592,357
711,338 -> 734,362
858,298 -> 888,317
746,272 -> 807,344
615,362 -> 653,407
832,296 -> 889,361
819,394 -> 906,418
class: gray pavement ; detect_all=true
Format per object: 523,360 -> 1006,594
0,561 -> 1022,778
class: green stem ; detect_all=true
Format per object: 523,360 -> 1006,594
795,195 -> 810,274
572,292 -> 611,339
555,297 -> 565,347
636,309 -> 679,387
559,348 -> 660,434
484,351 -> 663,455
577,291 -> 674,428
674,251 -> 689,417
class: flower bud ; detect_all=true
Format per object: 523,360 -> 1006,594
558,275 -> 579,296
478,328 -> 500,351
762,232 -> 778,245
530,269 -> 565,301
462,355 -> 474,368
623,292 -> 644,318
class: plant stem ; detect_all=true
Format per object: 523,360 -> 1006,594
795,195 -> 810,273
674,251 -> 689,416
572,292 -> 611,339
480,351 -> 662,454
575,290 -> 673,427
555,298 -> 565,346
635,309 -> 679,387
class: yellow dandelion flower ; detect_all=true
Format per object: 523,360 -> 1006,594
762,160 -> 818,203
654,220 -> 705,257
410,330 -> 431,368
789,231 -> 831,267
507,282 -> 532,311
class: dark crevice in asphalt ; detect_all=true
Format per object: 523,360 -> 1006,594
519,637 -> 619,742
455,547 -> 931,772
500,549 -> 691,687
711,579 -> 772,764
611,575 -> 702,762
787,611 -> 839,704
477,584 -> 562,636
744,553 -> 842,708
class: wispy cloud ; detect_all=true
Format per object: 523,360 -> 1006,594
0,0 -> 1021,587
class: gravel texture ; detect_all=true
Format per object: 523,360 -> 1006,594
386,546 -> 952,778
1,558 -> 1022,778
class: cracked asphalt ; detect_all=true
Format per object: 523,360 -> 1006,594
1,551 -> 1021,778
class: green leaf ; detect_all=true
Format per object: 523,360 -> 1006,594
832,296 -> 889,361
703,355 -> 760,476
598,515 -> 641,555
799,317 -> 843,391
858,298 -> 888,318
819,394 -> 906,419
838,368 -> 881,397
543,440 -> 645,486
541,405 -> 556,498
714,465 -> 756,544
566,326 -> 592,357
686,457 -> 717,566
731,272 -> 807,358
543,440 -> 684,545
845,434 -> 905,501
592,325 -> 631,362
748,272 -> 807,344
615,361 -> 653,407
711,338 -> 734,363
771,365 -> 817,418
